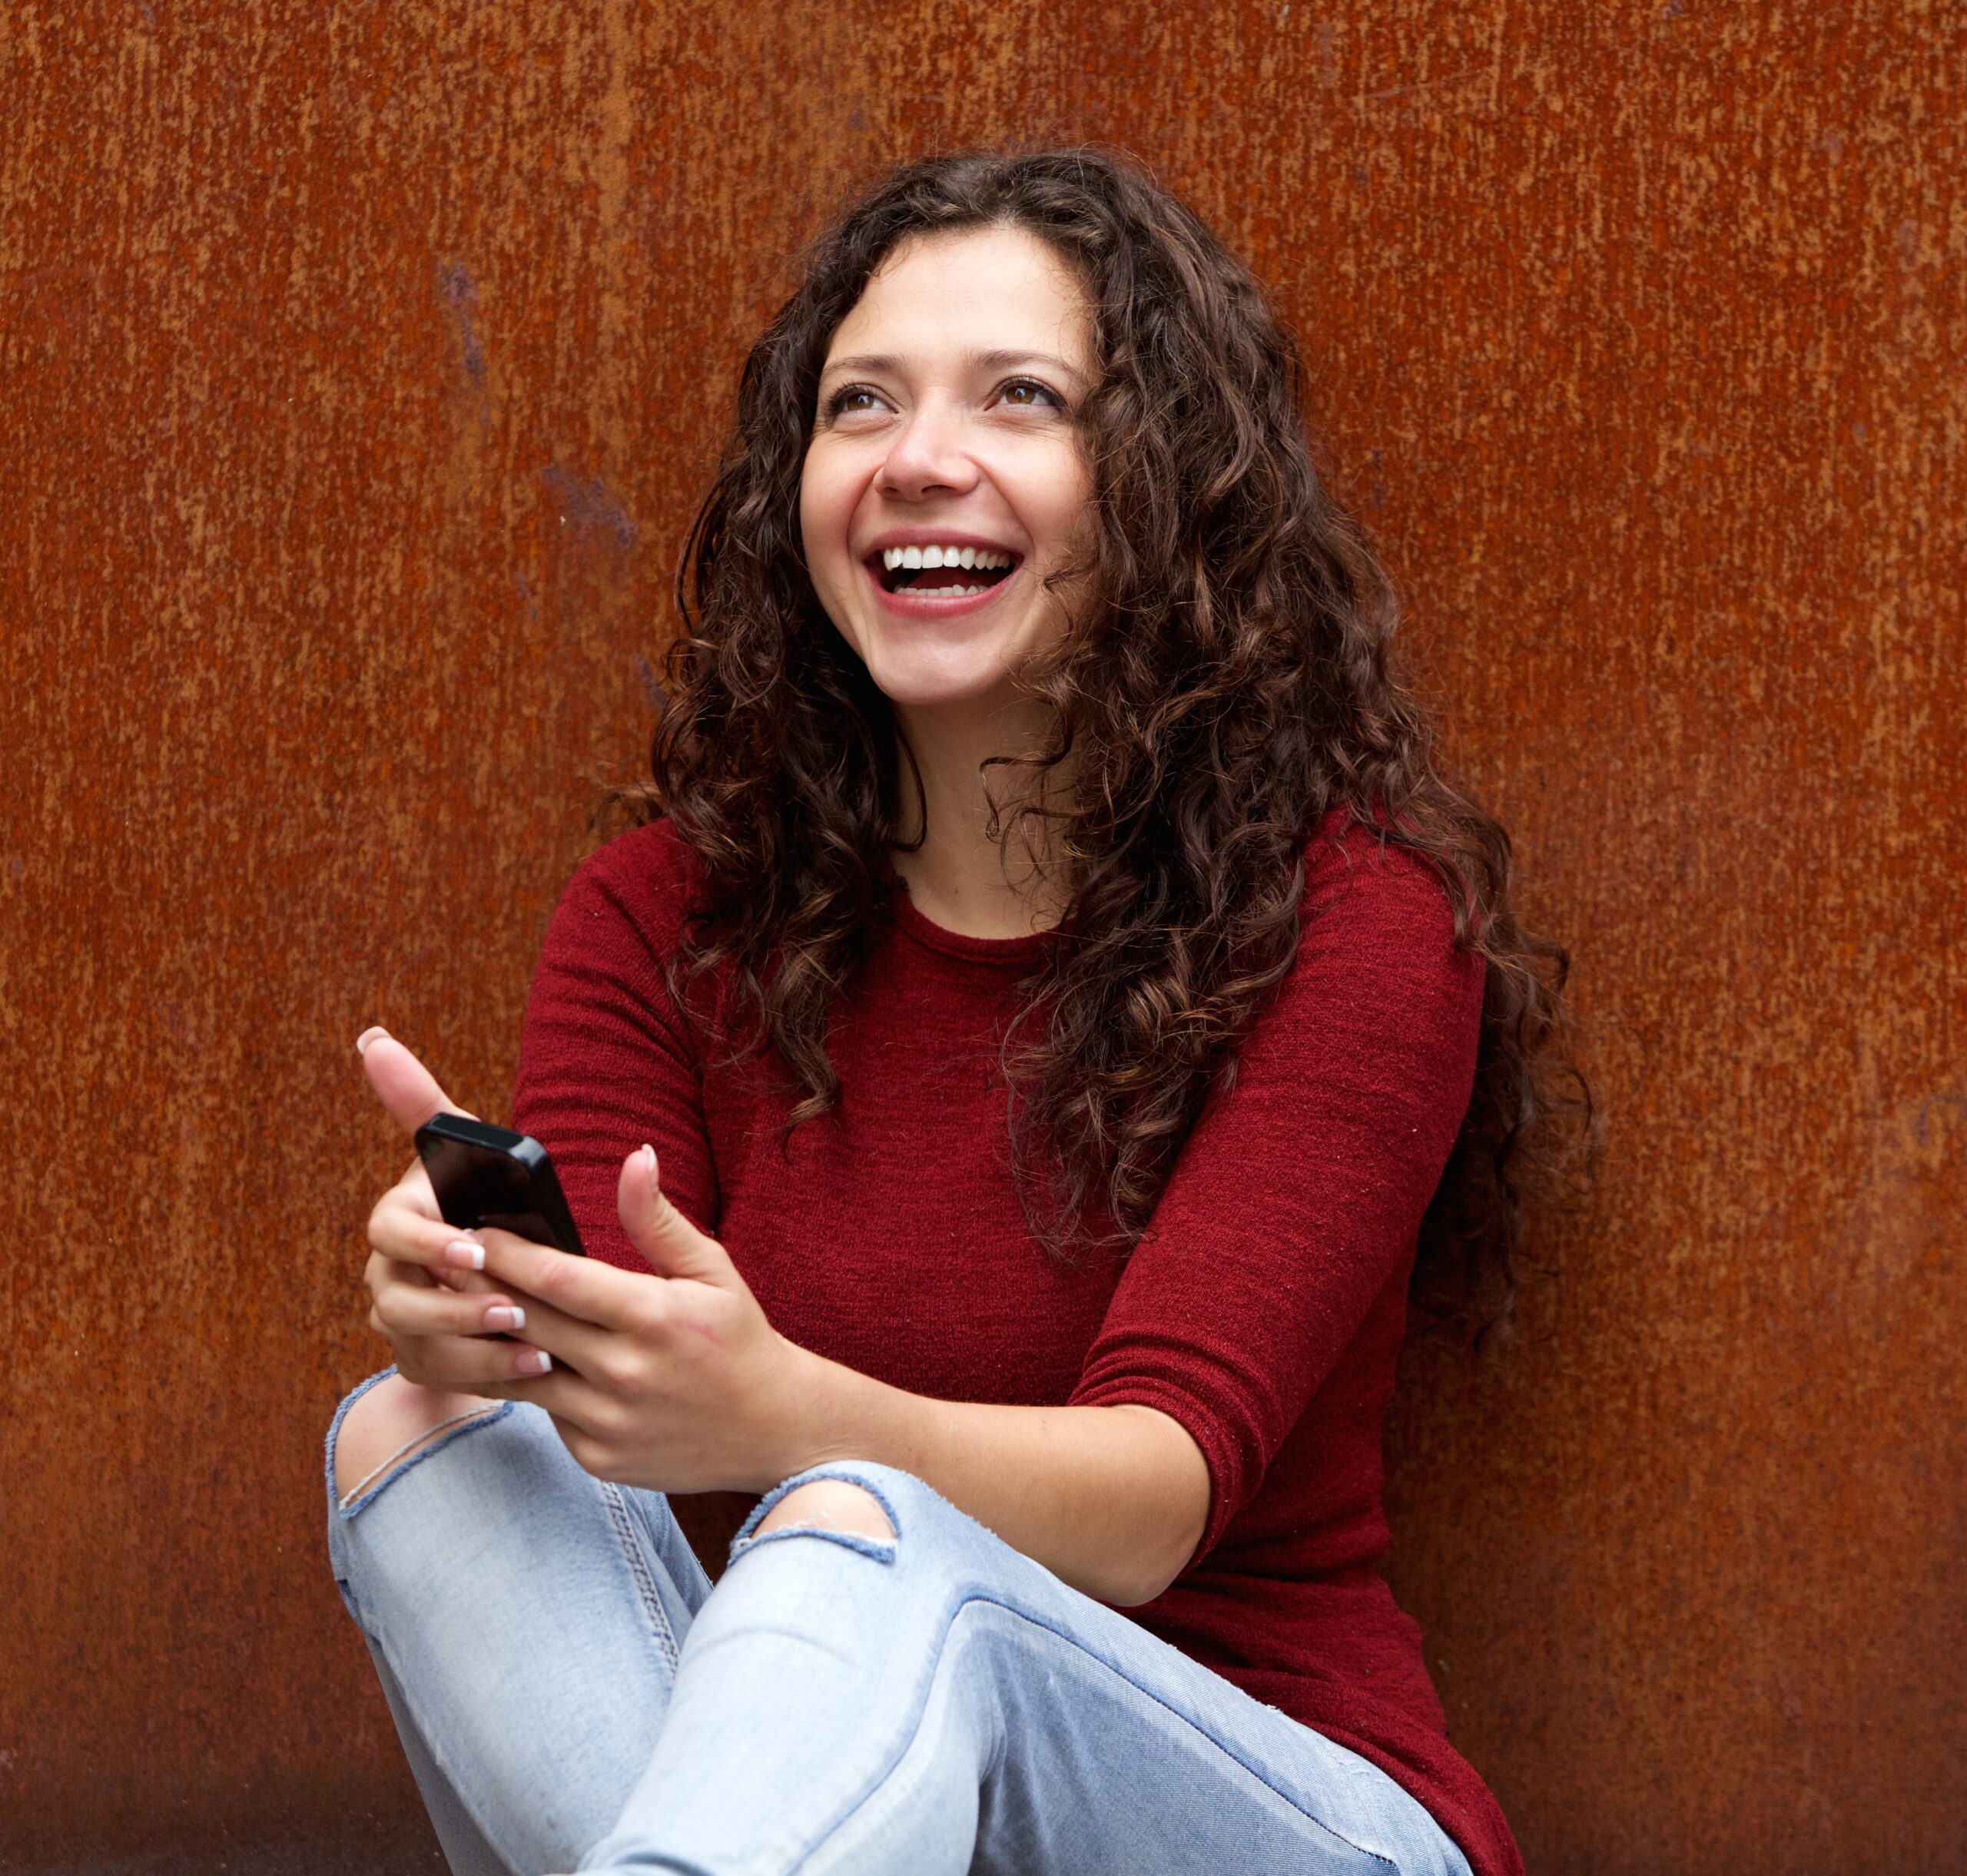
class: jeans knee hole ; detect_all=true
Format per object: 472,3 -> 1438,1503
728,1470 -> 902,1566
755,1479 -> 896,1543
328,1380 -> 512,1519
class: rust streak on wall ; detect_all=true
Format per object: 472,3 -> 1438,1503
2,2 -> 1961,1870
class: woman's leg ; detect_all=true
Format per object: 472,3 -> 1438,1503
579,1462 -> 1471,1876
325,1371 -> 713,1876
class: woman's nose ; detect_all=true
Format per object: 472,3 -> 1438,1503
875,399 -> 980,502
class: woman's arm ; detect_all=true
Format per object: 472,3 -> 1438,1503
794,1359 -> 1210,1606
356,1023 -> 1206,1603
395,1139 -> 1208,1607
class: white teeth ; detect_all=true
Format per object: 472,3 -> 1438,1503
877,544 -> 1013,572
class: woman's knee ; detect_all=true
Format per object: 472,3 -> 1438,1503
727,1463 -> 942,1573
330,1371 -> 501,1509
754,1477 -> 897,1543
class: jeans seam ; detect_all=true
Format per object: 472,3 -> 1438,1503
787,1589 -> 1403,1874
599,1480 -> 680,1675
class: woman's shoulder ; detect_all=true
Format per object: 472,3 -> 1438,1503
1299,804 -> 1465,943
1255,804 -> 1486,1046
548,814 -> 709,964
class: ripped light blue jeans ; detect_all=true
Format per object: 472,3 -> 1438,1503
325,1371 -> 1471,1876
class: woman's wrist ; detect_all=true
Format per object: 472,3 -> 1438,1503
765,1344 -> 939,1489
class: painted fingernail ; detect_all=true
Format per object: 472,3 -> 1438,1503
519,1348 -> 552,1375
355,1026 -> 390,1056
444,1239 -> 485,1271
485,1305 -> 526,1332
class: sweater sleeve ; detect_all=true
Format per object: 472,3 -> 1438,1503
509,824 -> 720,1270
1066,824 -> 1484,1561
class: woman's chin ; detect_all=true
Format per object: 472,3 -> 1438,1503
864,655 -> 1027,720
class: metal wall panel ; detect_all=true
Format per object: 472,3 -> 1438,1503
4,2 -> 1959,1868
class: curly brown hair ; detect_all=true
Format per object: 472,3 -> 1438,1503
619,147 -> 1591,1331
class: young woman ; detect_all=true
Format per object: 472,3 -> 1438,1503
327,150 -> 1581,1876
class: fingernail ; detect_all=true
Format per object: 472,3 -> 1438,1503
520,1348 -> 552,1375
485,1305 -> 526,1332
639,1143 -> 657,1175
444,1239 -> 485,1271
355,1026 -> 390,1056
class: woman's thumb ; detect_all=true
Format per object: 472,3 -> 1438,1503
619,1144 -> 734,1285
356,1026 -> 476,1132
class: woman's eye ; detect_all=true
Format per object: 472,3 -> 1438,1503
826,386 -> 886,418
998,379 -> 1062,409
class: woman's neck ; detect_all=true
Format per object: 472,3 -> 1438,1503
888,698 -> 1072,941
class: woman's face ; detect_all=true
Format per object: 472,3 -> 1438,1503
800,225 -> 1095,721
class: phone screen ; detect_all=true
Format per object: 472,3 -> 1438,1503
414,1113 -> 587,1257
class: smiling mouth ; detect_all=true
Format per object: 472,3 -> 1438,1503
871,544 -> 1020,598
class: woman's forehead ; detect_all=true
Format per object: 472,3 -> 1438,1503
823,227 -> 1093,374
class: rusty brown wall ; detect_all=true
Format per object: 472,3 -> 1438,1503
3,2 -> 1960,1870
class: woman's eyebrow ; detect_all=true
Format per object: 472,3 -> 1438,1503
972,348 -> 1087,384
822,353 -> 901,377
821,349 -> 1088,384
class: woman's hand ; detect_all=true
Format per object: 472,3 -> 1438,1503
356,1026 -> 821,1493
440,1146 -> 820,1494
357,1028 -> 556,1390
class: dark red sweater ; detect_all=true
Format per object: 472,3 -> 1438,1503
511,810 -> 1521,1876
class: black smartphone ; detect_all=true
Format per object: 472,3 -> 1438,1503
413,1112 -> 587,1258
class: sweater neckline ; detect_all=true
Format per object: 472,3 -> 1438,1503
889,883 -> 1059,966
